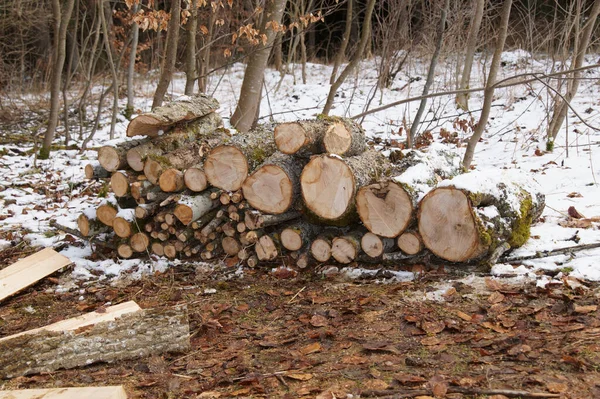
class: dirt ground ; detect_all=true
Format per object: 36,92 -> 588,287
1,243 -> 600,399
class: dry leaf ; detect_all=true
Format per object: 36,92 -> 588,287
546,382 -> 568,393
428,374 -> 448,398
420,336 -> 441,346
299,342 -> 322,355
394,373 -> 427,384
454,310 -> 472,321
567,192 -> 583,198
285,372 -> 313,381
507,344 -> 531,356
342,355 -> 368,365
310,314 -> 328,327
485,277 -> 502,291
421,320 -> 445,334
198,391 -> 221,398
488,291 -> 505,304
229,388 -> 251,396
316,391 -> 336,399
568,206 -> 585,219
574,304 -> 597,313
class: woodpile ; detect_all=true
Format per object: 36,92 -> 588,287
81,95 -> 545,268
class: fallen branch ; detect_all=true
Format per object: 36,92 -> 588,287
50,220 -> 117,250
361,387 -> 561,398
501,242 -> 600,263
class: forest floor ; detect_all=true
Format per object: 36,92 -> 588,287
1,243 -> 600,398
1,51 -> 600,397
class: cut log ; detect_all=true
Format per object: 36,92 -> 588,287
130,233 -> 150,252
0,386 -> 128,399
0,248 -> 71,302
418,172 -> 545,263
242,152 -> 304,214
280,222 -> 318,251
117,244 -> 134,258
183,163 -> 207,192
274,117 -> 366,156
222,237 -> 241,256
158,169 -> 185,192
110,171 -> 137,197
113,209 -> 137,238
78,208 -> 107,237
247,254 -> 259,267
96,203 -> 118,227
244,210 -> 302,230
144,142 -> 208,185
0,305 -> 190,378
361,232 -> 396,258
256,234 -> 279,261
135,202 -> 160,219
126,112 -> 223,171
331,230 -> 364,264
310,228 -> 344,263
151,242 -> 165,256
295,250 -> 312,269
356,181 -> 413,238
397,231 -> 423,255
98,138 -> 146,172
164,242 -> 178,258
174,191 -> 219,225
301,150 -> 392,224
84,161 -> 110,180
204,124 -> 277,191
130,180 -> 153,201
127,94 -> 219,137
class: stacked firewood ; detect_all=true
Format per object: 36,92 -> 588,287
80,94 -> 545,268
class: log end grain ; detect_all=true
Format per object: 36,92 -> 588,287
397,231 -> 423,255
280,228 -> 303,251
118,244 -> 134,258
310,238 -> 331,263
96,205 -> 118,227
113,217 -> 133,238
98,147 -> 122,172
184,167 -> 208,192
144,159 -> 163,185
356,182 -> 413,238
331,236 -> 358,264
130,233 -> 150,252
360,232 -> 384,258
274,122 -> 307,154
110,172 -> 130,197
256,235 -> 278,261
242,165 -> 294,214
205,145 -> 248,191
323,122 -> 352,155
159,169 -> 185,192
127,115 -> 165,137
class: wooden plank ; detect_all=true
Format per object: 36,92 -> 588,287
0,247 -> 71,302
0,386 -> 127,399
0,301 -> 142,343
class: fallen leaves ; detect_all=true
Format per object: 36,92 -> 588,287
574,304 -> 597,313
299,342 -> 322,355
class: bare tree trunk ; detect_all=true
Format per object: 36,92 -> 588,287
62,0 -> 78,147
272,33 -> 283,72
230,0 -> 287,133
153,0 -> 181,108
408,0 -> 450,148
330,0 -> 353,85
546,0 -> 600,145
198,6 -> 216,93
322,0 -> 375,116
126,2 -> 140,117
184,0 -> 198,95
462,0 -> 513,169
40,0 -> 76,159
99,0 -> 119,140
455,0 -> 485,110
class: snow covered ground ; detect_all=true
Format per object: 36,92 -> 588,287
1,50 -> 599,286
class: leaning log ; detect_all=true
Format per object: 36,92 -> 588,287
0,305 -> 190,378
301,150 -> 392,225
204,124 -> 278,191
242,152 -> 304,214
274,117 -> 366,156
418,171 -> 545,263
127,94 -> 219,137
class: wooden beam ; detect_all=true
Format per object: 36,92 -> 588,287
0,248 -> 71,302
0,301 -> 142,343
0,386 -> 127,399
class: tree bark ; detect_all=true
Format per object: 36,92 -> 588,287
230,0 -> 287,132
184,0 -> 198,95
462,0 -> 513,169
100,0 -> 119,140
152,0 -> 181,108
330,0 -> 353,84
40,0 -> 76,159
127,2 -> 140,115
408,0 -> 450,148
455,0 -> 485,110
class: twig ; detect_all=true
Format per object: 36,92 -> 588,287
49,220 -> 116,250
361,387 -> 561,398
501,242 -> 600,263
287,286 -> 306,304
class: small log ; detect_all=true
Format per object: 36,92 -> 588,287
130,232 -> 150,252
151,242 -> 165,256
127,112 -> 223,171
242,152 -> 304,214
301,150 -> 392,225
96,202 -> 118,227
356,181 -> 413,238
0,386 -> 128,398
331,230 -> 364,264
144,142 -> 205,185
135,202 -> 160,219
222,222 -> 236,237
418,171 -> 545,263
237,247 -> 251,261
113,209 -> 137,238
247,254 -> 259,267
0,305 -> 190,378
164,242 -> 178,258
117,244 -> 134,259
84,161 -> 110,180
174,191 -> 219,225
98,138 -> 146,172
200,217 -> 224,237
310,229 -> 343,263
244,210 -> 302,230
219,192 -> 231,205
110,171 -> 137,197
176,229 -> 194,242
274,117 -> 366,156
158,169 -> 185,192
397,231 -> 423,255
183,163 -> 208,192
131,180 -> 153,201
245,230 -> 262,245
361,232 -> 396,258
222,237 -> 242,256
204,123 -> 278,191
77,209 -> 107,237
256,234 -> 279,261
280,222 -> 318,251
231,191 -> 243,203
236,222 -> 246,233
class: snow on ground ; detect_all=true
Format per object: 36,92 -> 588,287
1,49 -> 599,287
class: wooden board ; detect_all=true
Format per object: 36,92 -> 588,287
0,248 -> 72,302
0,386 -> 127,399
0,301 -> 142,342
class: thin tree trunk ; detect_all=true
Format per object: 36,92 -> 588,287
62,0 -> 78,147
127,2 -> 140,116
408,0 -> 450,148
322,0 -> 375,116
78,9 -> 102,139
330,0 -> 353,84
462,0 -> 513,169
547,0 -> 600,144
198,6 -> 216,93
99,0 -> 119,140
40,0 -> 76,159
184,0 -> 198,95
230,0 -> 287,133
153,0 -> 181,108
455,0 -> 485,110
272,33 -> 283,72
